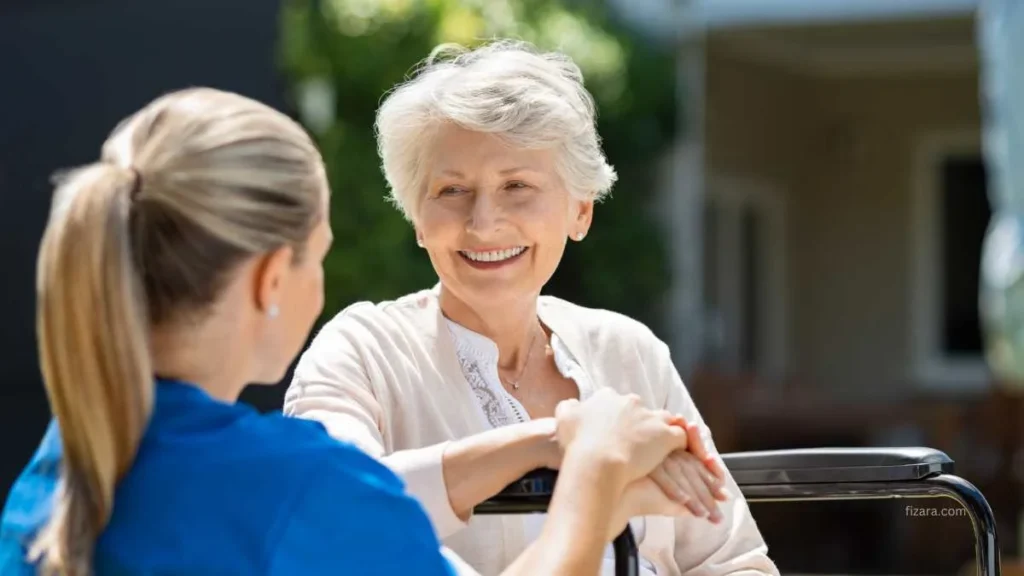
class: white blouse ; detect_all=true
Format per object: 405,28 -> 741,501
444,318 -> 659,575
285,287 -> 777,576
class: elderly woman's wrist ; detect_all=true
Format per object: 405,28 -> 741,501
524,417 -> 561,470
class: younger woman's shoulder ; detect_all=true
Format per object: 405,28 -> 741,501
252,413 -> 454,575
253,411 -> 401,484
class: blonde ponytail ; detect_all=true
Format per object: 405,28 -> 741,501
29,163 -> 154,576
23,86 -> 325,575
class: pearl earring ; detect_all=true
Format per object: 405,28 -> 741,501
576,232 -> 585,241
267,304 -> 280,319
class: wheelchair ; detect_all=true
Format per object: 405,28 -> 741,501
475,448 -> 1000,576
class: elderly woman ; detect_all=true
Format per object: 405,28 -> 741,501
284,41 -> 777,576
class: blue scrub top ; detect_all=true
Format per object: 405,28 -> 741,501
0,379 -> 456,575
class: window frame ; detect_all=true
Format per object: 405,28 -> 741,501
908,128 -> 991,392
703,176 -> 789,381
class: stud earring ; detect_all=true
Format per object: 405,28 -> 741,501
267,304 -> 280,319
575,232 -> 585,241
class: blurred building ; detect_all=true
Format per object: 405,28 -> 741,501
608,0 -> 1018,573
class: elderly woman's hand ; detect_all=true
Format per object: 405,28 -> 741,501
648,449 -> 727,523
648,419 -> 727,522
606,455 -> 727,541
546,395 -> 725,503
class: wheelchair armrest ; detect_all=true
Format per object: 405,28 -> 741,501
721,447 -> 954,485
474,468 -> 558,514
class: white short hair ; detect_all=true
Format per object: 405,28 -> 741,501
375,40 -> 618,221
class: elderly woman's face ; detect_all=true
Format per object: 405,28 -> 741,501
416,124 -> 593,309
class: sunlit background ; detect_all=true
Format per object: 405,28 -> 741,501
3,0 -> 1023,574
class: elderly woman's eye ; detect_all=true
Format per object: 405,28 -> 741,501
438,186 -> 465,196
505,181 -> 531,190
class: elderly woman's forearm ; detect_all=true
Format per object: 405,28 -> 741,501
441,418 -> 557,520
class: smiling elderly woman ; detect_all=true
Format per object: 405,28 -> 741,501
284,41 -> 777,576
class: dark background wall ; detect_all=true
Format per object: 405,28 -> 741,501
0,0 -> 288,494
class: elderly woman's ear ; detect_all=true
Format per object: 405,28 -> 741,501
571,198 -> 595,241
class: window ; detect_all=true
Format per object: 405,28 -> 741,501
910,130 -> 991,391
701,177 -> 788,380
941,156 -> 990,354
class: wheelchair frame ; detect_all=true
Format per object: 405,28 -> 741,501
475,447 -> 1000,576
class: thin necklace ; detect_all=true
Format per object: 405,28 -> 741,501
502,323 -> 541,391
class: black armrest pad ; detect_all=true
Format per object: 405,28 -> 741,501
497,468 -> 558,496
721,447 -> 953,485
474,468 -> 558,514
480,447 -> 954,510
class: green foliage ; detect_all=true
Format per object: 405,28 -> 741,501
278,0 -> 677,333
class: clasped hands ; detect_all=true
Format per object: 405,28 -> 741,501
547,389 -> 727,536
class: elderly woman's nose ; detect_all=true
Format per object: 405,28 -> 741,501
466,195 -> 503,232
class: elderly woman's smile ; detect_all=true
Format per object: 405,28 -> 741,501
459,246 -> 529,267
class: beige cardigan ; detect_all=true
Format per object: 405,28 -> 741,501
284,287 -> 777,576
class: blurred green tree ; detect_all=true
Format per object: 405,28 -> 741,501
278,0 -> 677,334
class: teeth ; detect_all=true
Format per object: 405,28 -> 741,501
462,247 -> 526,262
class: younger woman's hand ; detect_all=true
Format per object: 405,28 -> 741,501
554,390 -> 688,484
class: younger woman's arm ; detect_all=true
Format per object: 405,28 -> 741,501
500,445 -> 628,576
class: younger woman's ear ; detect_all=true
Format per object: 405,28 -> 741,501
254,245 -> 293,316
